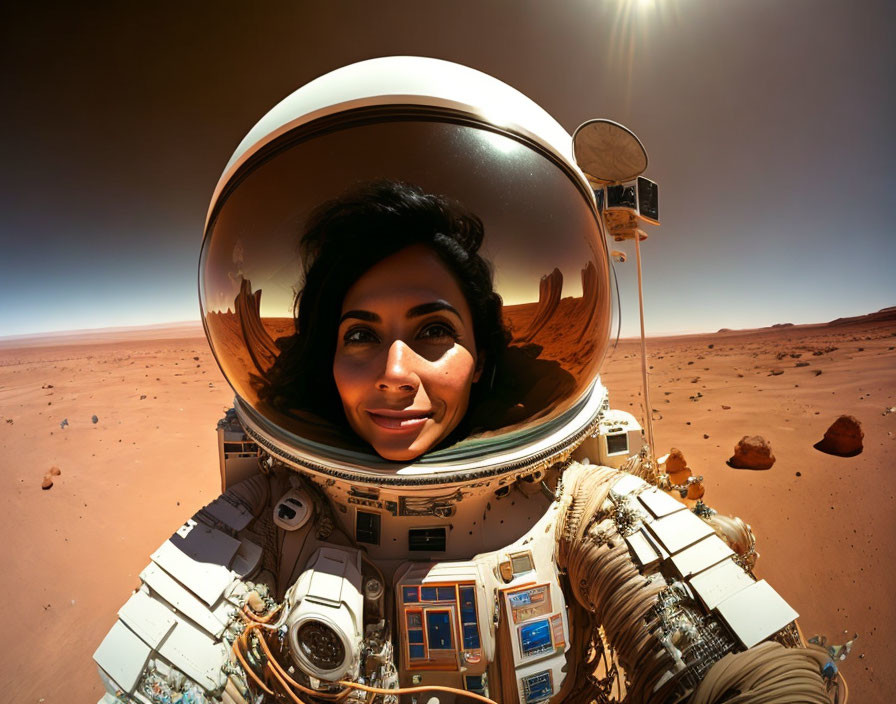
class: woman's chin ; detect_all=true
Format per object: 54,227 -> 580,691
371,440 -> 428,462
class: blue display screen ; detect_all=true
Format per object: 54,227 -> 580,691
463,623 -> 480,649
408,644 -> 425,660
403,586 -> 418,603
459,586 -> 476,609
426,611 -> 453,650
520,619 -> 552,656
420,586 -> 438,601
437,586 -> 456,601
465,674 -> 486,694
523,671 -> 553,703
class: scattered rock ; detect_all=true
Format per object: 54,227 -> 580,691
48,466 -> 61,476
729,435 -> 776,470
41,476 -> 53,490
59,418 -> 68,429
795,361 -> 810,367
708,344 -> 714,349
665,448 -> 688,473
815,415 -> 863,456
769,369 -> 784,376
91,415 -> 99,424
721,405 -> 731,410
140,395 -> 147,400
703,434 -> 710,439
813,370 -> 823,376
795,471 -> 801,477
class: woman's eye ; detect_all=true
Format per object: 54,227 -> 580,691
343,327 -> 379,344
418,322 -> 457,341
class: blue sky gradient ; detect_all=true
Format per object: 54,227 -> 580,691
1,0 -> 893,337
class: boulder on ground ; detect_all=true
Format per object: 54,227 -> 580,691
815,415 -> 863,456
41,476 -> 53,490
729,435 -> 776,470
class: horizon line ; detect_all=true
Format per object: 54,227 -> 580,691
2,306 -> 891,345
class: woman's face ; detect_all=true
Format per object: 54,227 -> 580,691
333,244 -> 482,461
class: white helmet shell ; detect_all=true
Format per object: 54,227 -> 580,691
199,56 -> 613,485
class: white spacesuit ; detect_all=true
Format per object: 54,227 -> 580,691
94,58 -> 839,704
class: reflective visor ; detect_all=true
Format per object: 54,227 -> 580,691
200,108 -> 611,466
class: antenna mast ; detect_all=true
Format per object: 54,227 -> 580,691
572,119 -> 660,463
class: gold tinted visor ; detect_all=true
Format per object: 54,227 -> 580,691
200,108 -> 611,467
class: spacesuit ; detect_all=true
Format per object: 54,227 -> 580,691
94,57 -> 837,704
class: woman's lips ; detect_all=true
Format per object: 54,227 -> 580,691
366,409 -> 432,431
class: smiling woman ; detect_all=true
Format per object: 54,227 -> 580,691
259,180 -> 509,460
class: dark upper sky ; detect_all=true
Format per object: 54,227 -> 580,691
2,0 -> 893,337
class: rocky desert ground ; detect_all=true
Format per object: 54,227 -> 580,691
1,310 -> 893,702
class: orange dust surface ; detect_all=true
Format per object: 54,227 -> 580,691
1,310 -> 893,702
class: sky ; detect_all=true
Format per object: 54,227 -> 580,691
1,0 -> 893,338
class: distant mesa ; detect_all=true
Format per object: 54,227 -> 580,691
814,415 -> 863,457
518,268 -> 563,343
576,262 -> 602,343
728,435 -> 776,470
771,323 -> 794,328
234,278 -> 279,375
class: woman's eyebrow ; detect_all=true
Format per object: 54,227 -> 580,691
339,309 -> 381,325
406,300 -> 461,319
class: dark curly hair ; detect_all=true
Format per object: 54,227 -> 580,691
260,180 -> 509,431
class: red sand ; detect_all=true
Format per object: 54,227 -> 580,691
1,315 -> 893,702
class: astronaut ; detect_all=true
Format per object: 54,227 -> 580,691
94,58 -> 840,704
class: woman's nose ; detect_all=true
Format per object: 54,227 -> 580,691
377,340 -> 420,393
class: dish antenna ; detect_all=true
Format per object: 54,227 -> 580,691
573,119 -> 648,185
574,119 -> 658,468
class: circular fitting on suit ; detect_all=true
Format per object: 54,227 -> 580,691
199,57 -> 613,483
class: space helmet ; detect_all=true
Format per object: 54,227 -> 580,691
199,57 -> 614,485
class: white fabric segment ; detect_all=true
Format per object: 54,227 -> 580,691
610,472 -> 645,498
645,509 -> 716,555
716,579 -> 799,648
203,496 -> 253,532
638,488 -> 687,519
169,521 -> 241,570
688,558 -> 755,611
670,536 -> 735,579
156,612 -> 229,692
625,529 -> 661,569
231,538 -> 263,578
151,538 -> 234,606
117,589 -> 176,649
140,562 -> 230,637
93,620 -> 152,694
